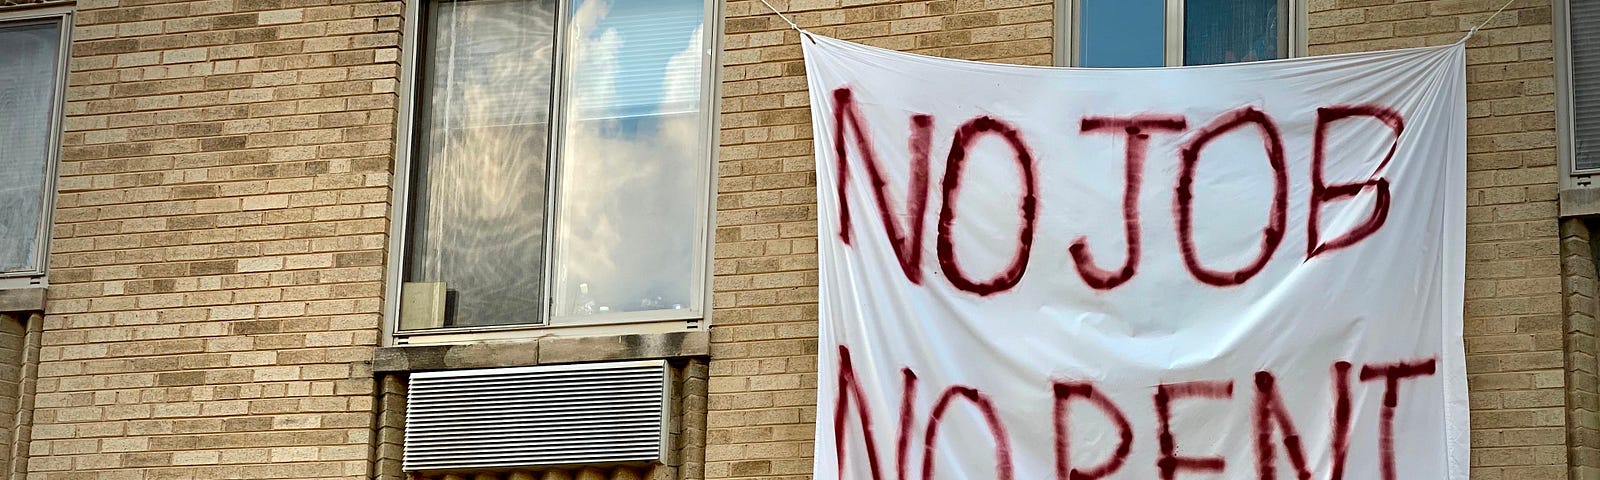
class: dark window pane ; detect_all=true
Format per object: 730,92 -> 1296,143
0,20 -> 62,275
407,0 -> 558,327
1078,0 -> 1166,67
1571,0 -> 1600,170
1184,0 -> 1284,66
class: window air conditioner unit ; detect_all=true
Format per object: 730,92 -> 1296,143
403,360 -> 671,472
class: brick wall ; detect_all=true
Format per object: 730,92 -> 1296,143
708,1 -> 1052,479
1562,219 -> 1599,480
372,374 -> 403,479
4,313 -> 42,480
30,0 -> 401,474
1309,0 -> 1566,478
0,313 -> 29,477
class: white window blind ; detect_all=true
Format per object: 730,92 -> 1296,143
427,0 -> 556,130
1571,0 -> 1600,171
566,1 -> 704,119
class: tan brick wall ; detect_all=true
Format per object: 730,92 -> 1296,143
6,313 -> 42,480
30,0 -> 402,474
1562,219 -> 1599,480
372,373 -> 404,480
1310,0 -> 1567,478
0,314 -> 26,477
709,1 -> 1052,479
0,313 -> 33,479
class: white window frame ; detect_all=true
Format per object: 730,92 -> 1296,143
385,0 -> 722,344
0,5 -> 72,289
1054,0 -> 1306,67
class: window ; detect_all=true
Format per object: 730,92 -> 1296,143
393,0 -> 716,334
0,9 -> 69,281
1057,0 -> 1300,67
1561,0 -> 1600,172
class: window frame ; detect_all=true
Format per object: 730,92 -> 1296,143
1053,0 -> 1306,67
385,0 -> 722,344
0,5 -> 72,286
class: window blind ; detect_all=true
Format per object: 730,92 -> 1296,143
566,1 -> 704,120
426,0 -> 557,130
1572,0 -> 1600,171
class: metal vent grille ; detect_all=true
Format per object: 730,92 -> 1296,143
403,361 -> 670,472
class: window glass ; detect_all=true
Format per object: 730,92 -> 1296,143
1184,0 -> 1284,66
552,0 -> 706,318
406,0 -> 557,327
1078,0 -> 1165,68
0,20 -> 62,275
1570,0 -> 1600,170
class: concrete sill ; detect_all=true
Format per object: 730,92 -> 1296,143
0,288 -> 45,314
372,331 -> 709,373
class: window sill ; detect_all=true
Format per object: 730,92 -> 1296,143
0,2 -> 75,15
396,308 -> 701,337
0,288 -> 44,314
371,330 -> 709,373
1562,186 -> 1600,218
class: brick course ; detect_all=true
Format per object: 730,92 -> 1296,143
1562,219 -> 1599,480
29,0 -> 401,475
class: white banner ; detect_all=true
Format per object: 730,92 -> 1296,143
805,34 -> 1466,480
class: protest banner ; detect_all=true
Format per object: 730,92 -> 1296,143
805,34 -> 1467,480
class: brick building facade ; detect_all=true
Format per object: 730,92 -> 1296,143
0,0 -> 1586,478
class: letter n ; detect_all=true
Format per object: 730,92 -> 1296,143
834,345 -> 920,480
833,87 -> 934,283
1253,372 -> 1311,480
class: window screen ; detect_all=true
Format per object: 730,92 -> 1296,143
0,19 -> 63,276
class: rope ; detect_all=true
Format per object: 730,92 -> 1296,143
755,0 -> 815,43
1464,0 -> 1518,41
757,0 -> 801,32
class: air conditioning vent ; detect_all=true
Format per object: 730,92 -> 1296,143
403,360 -> 670,472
